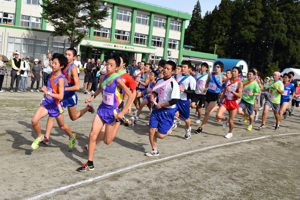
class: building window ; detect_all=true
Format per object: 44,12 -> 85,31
4,0 -> 16,2
168,39 -> 179,50
22,38 -> 35,54
115,30 -> 130,42
7,37 -> 22,52
136,13 -> 149,25
52,41 -> 69,54
94,28 -> 110,40
117,9 -> 131,22
99,6 -> 112,19
170,20 -> 181,31
151,36 -> 164,48
150,55 -> 163,65
153,17 -> 166,28
134,33 -> 147,46
21,15 -> 41,28
0,12 -> 15,25
35,39 -> 47,55
22,0 -> 41,5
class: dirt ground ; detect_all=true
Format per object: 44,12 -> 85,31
0,77 -> 300,200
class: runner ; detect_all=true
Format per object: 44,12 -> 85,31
195,61 -> 227,134
279,73 -> 295,121
174,60 -> 196,139
237,69 -> 261,131
216,67 -> 243,138
291,80 -> 300,116
31,53 -> 76,150
133,61 -> 145,113
260,72 -> 284,130
259,77 -> 270,110
42,48 -> 94,145
145,60 -> 180,156
191,62 -> 209,124
77,54 -> 134,171
134,71 -> 158,124
252,68 -> 263,121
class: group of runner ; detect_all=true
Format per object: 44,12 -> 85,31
29,49 -> 300,172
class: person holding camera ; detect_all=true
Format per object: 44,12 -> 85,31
10,52 -> 23,92
20,55 -> 31,92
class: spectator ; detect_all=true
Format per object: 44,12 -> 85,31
10,52 -> 23,92
0,55 -> 7,92
99,60 -> 106,75
91,58 -> 101,92
129,61 -> 139,77
84,58 -> 93,94
127,60 -> 137,75
42,53 -> 52,86
20,55 -> 31,92
74,55 -> 82,78
30,59 -> 42,92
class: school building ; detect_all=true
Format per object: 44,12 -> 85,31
0,0 -> 217,67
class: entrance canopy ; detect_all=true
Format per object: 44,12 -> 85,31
281,68 -> 300,80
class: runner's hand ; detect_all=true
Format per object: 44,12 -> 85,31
115,112 -> 124,120
85,97 -> 93,103
273,83 -> 277,88
127,106 -> 132,114
227,87 -> 232,92
41,86 -> 47,95
248,92 -> 253,96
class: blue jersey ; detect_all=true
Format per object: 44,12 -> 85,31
281,83 -> 295,102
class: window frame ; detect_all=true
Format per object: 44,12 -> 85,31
153,17 -> 166,29
21,15 -> 42,29
94,27 -> 111,38
136,12 -> 149,25
168,38 -> 179,50
151,36 -> 164,48
134,33 -> 148,46
0,12 -> 15,25
114,29 -> 130,41
170,20 -> 181,31
116,8 -> 131,22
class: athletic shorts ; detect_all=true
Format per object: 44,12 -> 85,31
62,93 -> 78,108
149,107 -> 176,135
137,87 -> 147,94
97,104 -> 120,124
239,99 -> 254,115
264,99 -> 280,111
84,75 -> 93,83
292,99 -> 300,107
191,94 -> 206,108
176,99 -> 191,120
222,99 -> 239,111
280,99 -> 290,105
206,91 -> 219,103
41,101 -> 64,118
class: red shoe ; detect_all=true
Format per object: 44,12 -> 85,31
87,103 -> 95,114
217,119 -> 221,122
42,136 -> 50,145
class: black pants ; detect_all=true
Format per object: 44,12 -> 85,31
31,80 -> 40,90
0,75 -> 4,90
10,70 -> 20,90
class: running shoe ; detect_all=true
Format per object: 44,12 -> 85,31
31,135 -> 44,150
195,127 -> 202,134
171,123 -> 177,130
259,107 -> 263,110
247,125 -> 252,131
222,118 -> 228,128
275,124 -> 280,130
69,133 -> 77,148
133,110 -> 137,116
195,119 -> 201,124
184,127 -> 191,140
255,112 -> 259,121
292,112 -> 295,115
194,111 -> 198,117
134,116 -> 138,124
77,163 -> 94,172
30,89 -> 34,92
145,149 -> 159,157
283,112 -> 287,120
36,90 -> 40,92
217,119 -> 221,122
174,116 -> 181,125
239,117 -> 243,122
243,116 -> 247,123
129,117 -> 135,128
84,144 -> 88,151
87,103 -> 95,114
120,117 -> 130,126
42,136 -> 50,145
259,124 -> 265,129
289,110 -> 292,116
224,133 -> 233,139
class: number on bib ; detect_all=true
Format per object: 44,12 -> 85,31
208,82 -> 217,90
268,93 -> 275,100
102,91 -> 114,106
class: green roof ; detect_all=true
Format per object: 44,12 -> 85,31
182,50 -> 218,60
104,0 -> 191,20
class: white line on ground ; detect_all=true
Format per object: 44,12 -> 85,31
27,132 -> 300,200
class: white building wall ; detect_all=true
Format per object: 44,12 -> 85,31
135,24 -> 149,35
0,1 -> 16,13
20,4 -> 43,18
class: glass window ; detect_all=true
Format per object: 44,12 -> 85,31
22,0 -> 39,5
35,39 -> 47,55
115,30 -> 130,41
7,37 -> 22,53
136,13 -> 149,25
134,33 -> 147,46
151,36 -> 164,48
0,12 -> 15,25
22,38 -> 34,54
117,8 -> 131,22
94,28 -> 110,38
168,39 -> 179,50
153,17 -> 166,28
52,41 -> 69,54
4,0 -> 16,2
150,55 -> 163,65
170,20 -> 181,31
21,15 -> 41,28
99,6 -> 112,19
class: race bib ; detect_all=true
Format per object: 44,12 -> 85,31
197,80 -> 204,87
283,90 -> 288,96
102,91 -> 114,106
243,88 -> 250,95
139,82 -> 145,89
208,82 -> 217,90
268,93 -> 275,100
158,87 -> 165,99
46,87 -> 53,100
225,90 -> 233,97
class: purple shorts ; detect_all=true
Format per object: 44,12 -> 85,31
97,104 -> 120,124
41,100 -> 63,118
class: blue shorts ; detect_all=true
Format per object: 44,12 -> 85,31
149,107 -> 176,135
97,104 -> 120,124
176,99 -> 191,120
280,99 -> 290,105
137,87 -> 147,94
62,92 -> 78,108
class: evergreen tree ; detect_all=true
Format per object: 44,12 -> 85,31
184,0 -> 204,51
41,0 -> 107,48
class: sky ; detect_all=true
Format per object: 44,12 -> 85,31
137,0 -> 222,24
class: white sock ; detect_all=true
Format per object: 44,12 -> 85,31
37,136 -> 43,140
69,135 -> 74,140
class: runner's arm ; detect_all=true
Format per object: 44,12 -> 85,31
46,77 -> 65,101
65,66 -> 80,91
232,81 -> 243,98
139,74 -> 150,87
116,79 -> 134,119
205,74 -> 211,89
